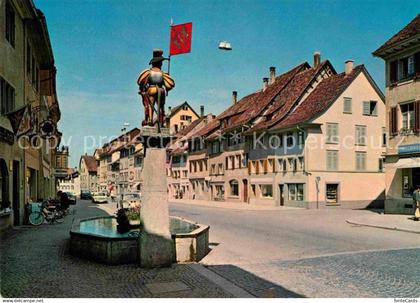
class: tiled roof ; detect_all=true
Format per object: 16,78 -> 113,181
247,61 -> 335,133
193,119 -> 220,138
175,117 -> 205,137
82,155 -> 97,173
271,65 -> 365,130
104,128 -> 140,155
220,63 -> 309,134
373,14 -> 420,56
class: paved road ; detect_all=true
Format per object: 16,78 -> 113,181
170,202 -> 420,298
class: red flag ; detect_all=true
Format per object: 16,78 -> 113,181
170,22 -> 192,56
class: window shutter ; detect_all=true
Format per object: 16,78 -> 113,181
390,60 -> 398,83
256,161 -> 259,174
247,162 -> 251,174
415,101 -> 420,133
263,159 -> 268,173
363,101 -> 370,115
389,107 -> 398,135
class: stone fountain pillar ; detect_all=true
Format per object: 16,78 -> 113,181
139,127 -> 174,267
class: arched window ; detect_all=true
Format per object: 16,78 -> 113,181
229,180 -> 239,196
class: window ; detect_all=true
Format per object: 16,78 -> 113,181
382,127 -> 387,146
229,180 -> 239,196
401,102 -> 416,130
363,101 -> 378,116
390,54 -> 419,83
378,158 -> 384,172
260,184 -> 273,198
356,152 -> 366,171
0,77 -> 15,115
298,132 -> 304,146
134,156 -> 143,167
288,184 -> 304,201
326,184 -> 339,203
343,97 -> 352,113
286,132 -> 294,147
355,125 -> 367,145
5,1 -> 15,47
211,141 -> 221,154
326,123 -> 338,143
327,150 -> 338,171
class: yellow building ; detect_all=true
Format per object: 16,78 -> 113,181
0,0 -> 61,229
167,101 -> 201,135
373,14 -> 420,214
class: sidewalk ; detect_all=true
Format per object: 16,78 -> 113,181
169,198 -> 302,211
346,211 -> 420,234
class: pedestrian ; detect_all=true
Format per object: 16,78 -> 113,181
413,186 -> 420,221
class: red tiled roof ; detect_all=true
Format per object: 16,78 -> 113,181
220,62 -> 309,135
81,155 -> 97,173
373,14 -> 420,56
247,61 -> 335,133
175,117 -> 205,137
193,119 -> 220,138
271,65 -> 365,130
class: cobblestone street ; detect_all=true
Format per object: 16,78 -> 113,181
0,200 -> 234,298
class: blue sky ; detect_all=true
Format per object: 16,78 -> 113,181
34,0 -> 419,167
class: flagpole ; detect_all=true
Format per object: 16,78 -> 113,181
168,18 -> 173,74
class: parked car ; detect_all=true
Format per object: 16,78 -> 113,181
119,192 -> 141,209
80,190 -> 92,200
65,192 -> 77,205
92,192 -> 108,204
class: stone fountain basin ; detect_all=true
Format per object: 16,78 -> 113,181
69,216 -> 210,265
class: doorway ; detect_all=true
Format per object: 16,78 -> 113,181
12,161 -> 20,226
0,159 -> 9,211
242,179 -> 248,203
279,184 -> 284,206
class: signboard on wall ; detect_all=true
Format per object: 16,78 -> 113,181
398,144 -> 420,155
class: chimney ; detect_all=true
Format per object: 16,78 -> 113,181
168,106 -> 172,113
232,91 -> 238,104
200,105 -> 204,118
313,51 -> 321,68
269,66 -> 276,84
262,78 -> 269,91
345,60 -> 354,75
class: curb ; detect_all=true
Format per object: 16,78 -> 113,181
346,219 -> 420,234
187,263 -> 255,298
169,200 -> 301,212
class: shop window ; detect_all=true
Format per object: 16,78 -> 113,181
326,183 -> 339,204
229,180 -> 239,196
260,184 -> 273,198
288,184 -> 304,201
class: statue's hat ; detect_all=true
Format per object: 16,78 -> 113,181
149,49 -> 167,65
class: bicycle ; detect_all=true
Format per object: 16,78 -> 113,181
28,200 -> 65,226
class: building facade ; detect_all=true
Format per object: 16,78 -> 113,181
166,101 -> 200,135
373,14 -> 420,214
0,0 -> 61,229
79,155 -> 98,193
57,168 -> 80,197
167,54 -> 386,209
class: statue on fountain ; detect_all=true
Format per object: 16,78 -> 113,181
137,49 -> 175,130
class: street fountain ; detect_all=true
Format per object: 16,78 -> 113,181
69,49 -> 210,266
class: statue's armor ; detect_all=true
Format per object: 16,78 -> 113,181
149,70 -> 164,86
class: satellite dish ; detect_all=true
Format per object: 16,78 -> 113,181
218,41 -> 232,50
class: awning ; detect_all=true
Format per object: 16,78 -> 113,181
394,157 -> 420,169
